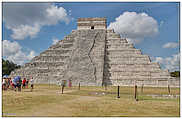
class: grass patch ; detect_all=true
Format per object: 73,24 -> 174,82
2,85 -> 180,117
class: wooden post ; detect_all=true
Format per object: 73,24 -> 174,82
117,86 -> 120,98
62,85 -> 64,94
141,84 -> 144,93
105,83 -> 107,91
78,82 -> 80,90
134,85 -> 138,101
49,78 -> 50,88
168,84 -> 171,94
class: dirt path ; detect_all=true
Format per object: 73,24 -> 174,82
18,95 -> 100,116
10,87 -> 100,117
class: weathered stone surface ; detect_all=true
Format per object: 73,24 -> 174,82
63,30 -> 106,86
9,17 -> 179,87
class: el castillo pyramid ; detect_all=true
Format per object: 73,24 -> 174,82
10,18 -> 179,87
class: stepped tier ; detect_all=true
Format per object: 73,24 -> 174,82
107,49 -> 142,55
107,33 -> 121,39
32,56 -> 70,62
104,30 -> 176,86
106,44 -> 134,49
9,18 -> 178,87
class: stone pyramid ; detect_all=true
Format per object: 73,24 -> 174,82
10,17 -> 177,86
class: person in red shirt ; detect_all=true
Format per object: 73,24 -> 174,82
22,78 -> 26,89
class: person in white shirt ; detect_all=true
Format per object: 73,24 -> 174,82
30,78 -> 34,91
2,78 -> 6,90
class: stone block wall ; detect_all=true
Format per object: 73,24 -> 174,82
77,17 -> 106,30
103,29 -> 179,87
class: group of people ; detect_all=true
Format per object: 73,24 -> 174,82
2,76 -> 34,92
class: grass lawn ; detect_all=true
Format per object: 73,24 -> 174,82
2,84 -> 180,117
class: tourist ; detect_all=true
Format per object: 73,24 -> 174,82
22,78 -> 26,89
30,78 -> 34,92
18,78 -> 22,92
2,78 -> 6,90
10,78 -> 14,90
26,78 -> 29,88
7,78 -> 11,89
12,78 -> 17,92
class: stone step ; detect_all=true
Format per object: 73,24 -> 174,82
109,75 -> 170,80
106,29 -> 114,33
106,70 -> 170,76
40,49 -> 72,56
25,62 -> 65,68
72,30 -> 76,33
109,77 -> 171,81
105,60 -> 150,64
107,47 -> 135,50
106,38 -> 128,42
62,39 -> 75,43
106,56 -> 149,61
108,62 -> 160,65
105,63 -> 160,69
40,54 -> 70,56
106,49 -> 142,54
107,32 -> 120,36
107,67 -> 161,72
107,34 -> 121,39
12,69 -> 65,77
24,68 -> 64,73
104,71 -> 150,76
52,43 -> 73,49
151,72 -> 170,77
49,41 -> 73,49
32,56 -> 69,62
107,54 -> 149,59
106,43 -> 134,48
107,62 -> 159,66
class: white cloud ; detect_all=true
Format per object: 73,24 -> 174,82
108,11 -> 159,44
3,3 -> 71,40
10,24 -> 40,40
46,5 -> 70,25
160,20 -> 164,27
27,51 -> 36,60
2,40 -> 36,65
153,53 -> 180,72
52,38 -> 59,45
3,40 -> 21,56
162,42 -> 179,48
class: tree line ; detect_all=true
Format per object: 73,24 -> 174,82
2,59 -> 21,76
170,71 -> 180,77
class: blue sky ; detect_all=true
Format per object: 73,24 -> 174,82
2,2 -> 180,71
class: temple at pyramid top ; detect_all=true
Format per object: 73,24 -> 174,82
77,17 -> 107,30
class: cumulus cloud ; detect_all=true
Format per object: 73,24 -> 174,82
3,3 -> 71,40
162,42 -> 179,49
2,40 -> 36,65
108,12 -> 159,44
3,40 -> 21,56
10,24 -> 40,40
160,20 -> 164,27
153,53 -> 180,72
52,38 -> 59,45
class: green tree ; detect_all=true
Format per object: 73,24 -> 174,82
170,71 -> 180,77
2,59 -> 21,76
